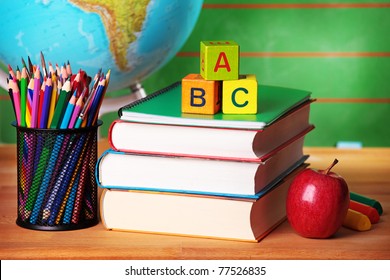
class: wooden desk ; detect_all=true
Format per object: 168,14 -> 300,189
1,140 -> 389,260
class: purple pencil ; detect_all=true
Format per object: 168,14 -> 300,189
68,88 -> 86,129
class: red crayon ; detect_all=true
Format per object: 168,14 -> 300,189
349,200 -> 380,224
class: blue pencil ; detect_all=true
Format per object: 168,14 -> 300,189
60,90 -> 77,129
86,78 -> 105,127
46,134 -> 88,225
63,172 -> 81,224
54,133 -> 91,224
29,134 -> 66,224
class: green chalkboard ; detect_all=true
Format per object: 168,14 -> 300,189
1,0 -> 389,146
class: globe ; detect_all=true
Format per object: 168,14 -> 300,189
0,0 -> 203,92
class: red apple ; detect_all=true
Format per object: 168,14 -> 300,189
286,159 -> 350,238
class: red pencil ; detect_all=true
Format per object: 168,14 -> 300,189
349,200 -> 380,224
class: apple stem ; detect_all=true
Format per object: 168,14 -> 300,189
322,158 -> 339,175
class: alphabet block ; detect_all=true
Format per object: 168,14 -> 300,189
182,74 -> 221,114
200,41 -> 239,81
222,74 -> 258,114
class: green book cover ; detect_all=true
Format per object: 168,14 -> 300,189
119,81 -> 311,130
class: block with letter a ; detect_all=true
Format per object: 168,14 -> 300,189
200,40 -> 239,81
222,74 -> 258,114
181,73 -> 222,114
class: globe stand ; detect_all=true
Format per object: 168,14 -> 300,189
99,82 -> 147,117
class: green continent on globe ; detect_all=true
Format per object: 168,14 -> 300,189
69,0 -> 150,71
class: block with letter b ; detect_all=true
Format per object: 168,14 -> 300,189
200,40 -> 239,81
222,74 -> 258,114
182,74 -> 221,114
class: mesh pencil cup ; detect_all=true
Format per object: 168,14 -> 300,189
13,121 -> 102,231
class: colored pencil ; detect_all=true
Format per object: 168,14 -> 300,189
71,134 -> 93,223
62,172 -> 81,224
27,56 -> 34,76
70,71 -> 80,95
87,77 -> 106,127
349,200 -> 380,224
68,87 -> 86,128
91,69 -> 110,126
26,79 -> 34,128
40,75 -> 53,128
60,90 -> 77,129
8,64 -> 16,80
350,192 -> 383,216
40,51 -> 48,78
61,63 -> 68,81
31,67 -> 41,128
47,67 -> 58,128
21,57 -> 31,79
50,133 -> 90,225
44,133 -> 87,224
66,60 -> 72,76
20,67 -> 28,127
9,78 -> 21,125
7,53 -> 109,227
37,80 -> 45,128
7,79 -> 16,122
25,126 -> 47,219
50,79 -> 71,129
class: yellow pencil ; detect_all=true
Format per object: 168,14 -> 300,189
343,209 -> 371,231
47,70 -> 58,128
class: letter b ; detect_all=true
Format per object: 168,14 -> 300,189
182,74 -> 221,114
190,88 -> 206,107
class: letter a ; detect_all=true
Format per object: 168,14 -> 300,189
214,52 -> 231,73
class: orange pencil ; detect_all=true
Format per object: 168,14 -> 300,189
349,200 -> 380,224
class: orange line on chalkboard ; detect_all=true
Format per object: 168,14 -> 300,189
0,95 -> 10,101
177,52 -> 390,58
202,3 -> 390,9
317,98 -> 390,103
242,52 -> 390,57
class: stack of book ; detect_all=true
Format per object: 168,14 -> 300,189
96,81 -> 314,242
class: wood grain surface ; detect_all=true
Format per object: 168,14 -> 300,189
0,140 -> 389,260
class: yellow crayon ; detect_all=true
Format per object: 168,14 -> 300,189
343,209 -> 371,231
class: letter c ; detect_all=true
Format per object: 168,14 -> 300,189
231,87 -> 249,107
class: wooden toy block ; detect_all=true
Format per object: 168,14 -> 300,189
222,74 -> 258,114
182,74 -> 221,114
200,40 -> 239,81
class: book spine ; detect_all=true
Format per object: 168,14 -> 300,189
95,149 -> 121,189
118,81 -> 181,117
108,120 -> 118,150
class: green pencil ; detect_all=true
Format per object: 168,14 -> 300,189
50,79 -> 71,129
20,67 -> 28,127
350,192 -> 383,216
